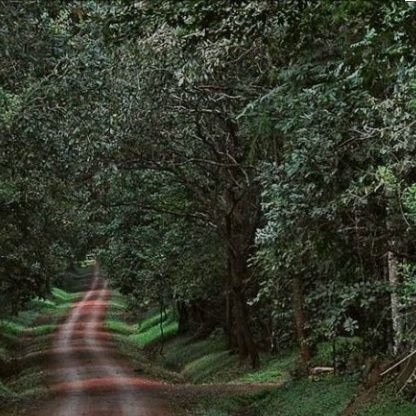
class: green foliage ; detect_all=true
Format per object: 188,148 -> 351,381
4,1 -> 416,411
0,381 -> 11,398
158,332 -> 297,385
0,0 -> 104,309
139,308 -> 169,333
0,287 -> 75,340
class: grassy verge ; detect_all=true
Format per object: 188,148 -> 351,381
158,333 -> 297,385
0,270 -> 86,415
352,387 -> 416,416
106,301 -> 296,385
105,295 -> 184,381
105,302 -> 347,414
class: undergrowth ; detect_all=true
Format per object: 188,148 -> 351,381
196,375 -> 356,416
105,295 -> 416,416
352,387 -> 416,416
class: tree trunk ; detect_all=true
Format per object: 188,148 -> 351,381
177,302 -> 189,334
388,250 -> 402,356
292,275 -> 310,371
225,282 -> 234,349
385,182 -> 403,356
225,210 -> 259,368
220,120 -> 259,368
229,258 -> 259,367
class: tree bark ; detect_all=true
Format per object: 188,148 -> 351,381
225,280 -> 234,349
220,120 -> 260,367
225,207 -> 259,368
388,250 -> 402,356
385,183 -> 403,356
177,301 -> 189,334
228,249 -> 259,367
292,275 -> 311,371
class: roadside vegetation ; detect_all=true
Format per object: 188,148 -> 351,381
105,296 -> 416,415
0,270 -> 85,415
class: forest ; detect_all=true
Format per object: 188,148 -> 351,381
2,1 -> 416,415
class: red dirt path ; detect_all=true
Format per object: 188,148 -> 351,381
25,269 -> 172,416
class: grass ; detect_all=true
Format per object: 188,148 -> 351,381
130,318 -> 178,348
106,303 -> 179,350
0,287 -> 78,340
160,334 -> 228,371
160,339 -> 297,385
352,387 -> 416,416
356,401 -> 416,416
104,293 -> 416,416
104,295 -> 304,402
0,320 -> 25,336
197,395 -> 249,416
237,352 -> 296,384
0,346 -> 7,361
105,297 -> 185,382
104,297 -> 298,387
196,375 -> 357,416
250,375 -> 357,416
107,319 -> 135,336
138,308 -> 165,332
0,381 -> 11,398
105,293 -> 134,334
183,351 -> 236,383
30,324 -> 57,336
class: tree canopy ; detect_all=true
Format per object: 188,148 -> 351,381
3,0 -> 416,384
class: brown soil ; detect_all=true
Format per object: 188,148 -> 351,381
24,270 -> 172,416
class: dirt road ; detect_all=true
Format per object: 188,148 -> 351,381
27,269 -> 172,416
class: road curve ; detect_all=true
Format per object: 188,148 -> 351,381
26,268 -> 172,416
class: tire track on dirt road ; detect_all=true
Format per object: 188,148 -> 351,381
26,268 -> 171,416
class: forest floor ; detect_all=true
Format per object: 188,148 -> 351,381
1,268 -> 416,415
